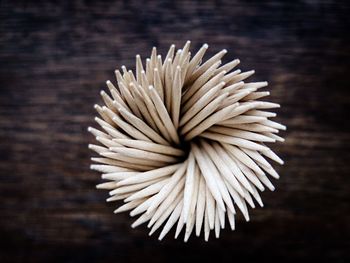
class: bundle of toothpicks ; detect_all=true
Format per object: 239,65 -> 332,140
89,41 -> 285,241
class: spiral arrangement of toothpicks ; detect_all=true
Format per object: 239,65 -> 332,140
88,41 -> 285,241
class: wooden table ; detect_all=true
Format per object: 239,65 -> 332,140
0,0 -> 349,262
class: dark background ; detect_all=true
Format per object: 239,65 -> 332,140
0,0 -> 349,262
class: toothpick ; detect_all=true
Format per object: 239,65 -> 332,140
195,175 -> 206,236
90,164 -> 132,173
114,138 -> 184,156
214,59 -> 240,75
110,147 -> 178,163
125,178 -> 170,202
209,126 -> 275,142
114,199 -> 145,214
199,131 -> 269,152
183,152 -> 195,223
171,66 -> 182,129
117,163 -> 181,186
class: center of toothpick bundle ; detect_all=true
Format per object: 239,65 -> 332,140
88,41 -> 285,241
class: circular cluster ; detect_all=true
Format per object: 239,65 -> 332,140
88,41 -> 285,241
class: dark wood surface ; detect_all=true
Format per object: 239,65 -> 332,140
1,0 -> 349,262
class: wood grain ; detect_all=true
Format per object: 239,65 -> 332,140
0,0 -> 349,262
